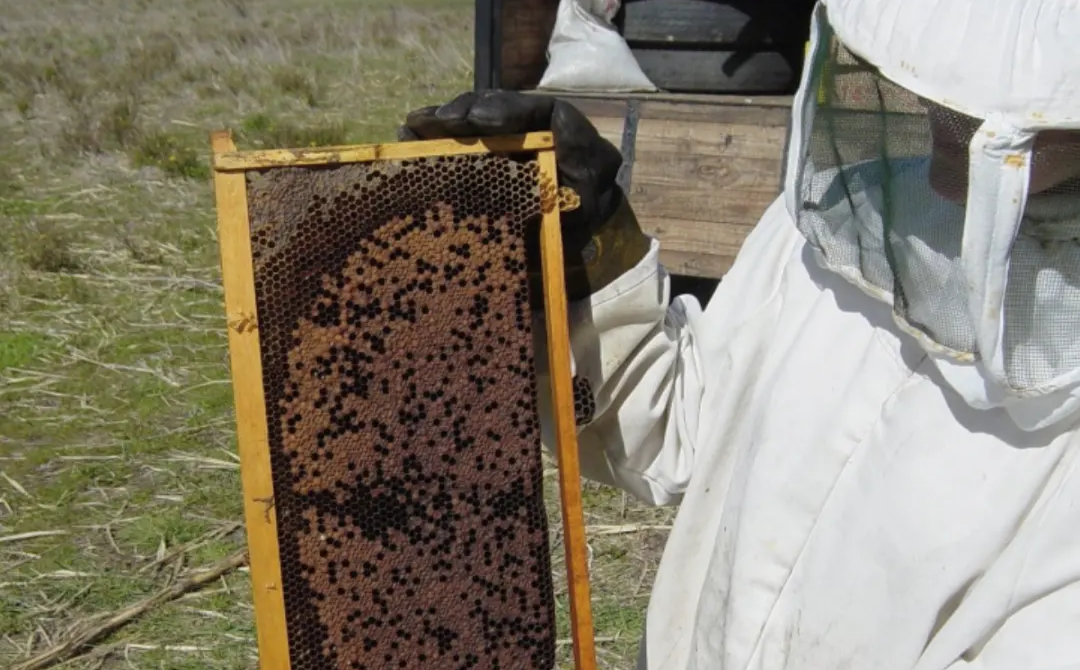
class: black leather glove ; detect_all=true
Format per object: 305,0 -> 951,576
398,90 -> 650,303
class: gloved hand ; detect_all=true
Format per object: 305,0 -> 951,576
398,90 -> 651,304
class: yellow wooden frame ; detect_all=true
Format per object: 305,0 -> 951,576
211,130 -> 597,670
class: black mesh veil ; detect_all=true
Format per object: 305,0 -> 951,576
793,36 -> 1080,390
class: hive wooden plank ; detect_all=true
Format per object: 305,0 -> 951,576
633,177 -> 778,227
646,216 -> 757,277
544,91 -> 794,109
553,98 -> 789,278
619,0 -> 815,46
631,115 -> 790,162
631,154 -> 782,218
637,98 -> 792,125
631,49 -> 798,94
620,0 -> 761,44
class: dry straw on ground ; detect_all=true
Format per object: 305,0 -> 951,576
11,550 -> 249,670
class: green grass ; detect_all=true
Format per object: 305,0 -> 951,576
0,0 -> 671,667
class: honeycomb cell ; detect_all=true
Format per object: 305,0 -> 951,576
571,377 -> 595,427
245,153 -> 556,670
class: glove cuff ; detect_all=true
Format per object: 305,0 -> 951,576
525,187 -> 650,309
564,187 -> 651,301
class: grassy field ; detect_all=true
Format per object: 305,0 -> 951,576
0,0 -> 674,667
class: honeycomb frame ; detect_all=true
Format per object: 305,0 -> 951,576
210,130 -> 596,670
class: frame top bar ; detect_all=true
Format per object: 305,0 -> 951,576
212,131 -> 556,172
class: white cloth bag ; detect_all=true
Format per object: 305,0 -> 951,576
537,0 -> 659,93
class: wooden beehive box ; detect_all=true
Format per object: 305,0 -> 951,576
474,0 -> 812,282
476,0 -> 816,95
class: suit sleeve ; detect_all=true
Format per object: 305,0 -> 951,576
533,238 -> 708,506
532,196 -> 802,507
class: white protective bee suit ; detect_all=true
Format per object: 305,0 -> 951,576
536,0 -> 1080,668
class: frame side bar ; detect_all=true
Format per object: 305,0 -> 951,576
537,149 -> 598,670
211,130 -> 292,670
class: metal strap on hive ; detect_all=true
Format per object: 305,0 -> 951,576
211,131 -> 595,670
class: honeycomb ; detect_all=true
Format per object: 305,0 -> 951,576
244,152 -> 559,670
572,377 -> 595,426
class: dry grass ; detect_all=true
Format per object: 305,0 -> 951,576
0,0 -> 672,667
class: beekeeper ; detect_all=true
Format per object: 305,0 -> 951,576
400,0 -> 1080,667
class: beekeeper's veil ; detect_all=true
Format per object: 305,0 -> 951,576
788,0 -> 1080,430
